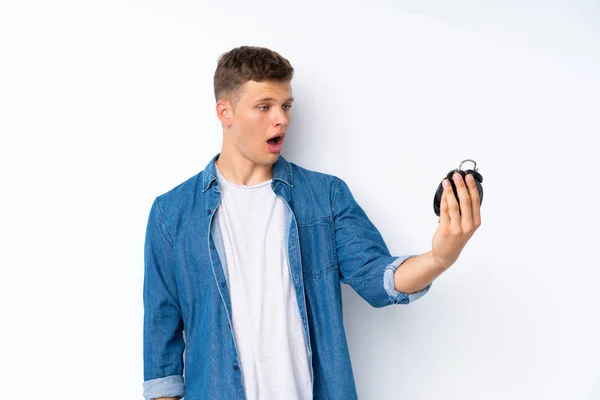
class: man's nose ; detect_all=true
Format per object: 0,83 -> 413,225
273,107 -> 290,126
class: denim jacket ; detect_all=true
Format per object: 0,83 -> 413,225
143,153 -> 431,400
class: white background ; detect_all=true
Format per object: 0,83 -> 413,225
1,0 -> 599,398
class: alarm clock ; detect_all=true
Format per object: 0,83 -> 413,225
433,159 -> 483,217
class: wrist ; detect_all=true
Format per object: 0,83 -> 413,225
429,251 -> 453,271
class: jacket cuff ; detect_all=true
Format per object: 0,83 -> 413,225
384,255 -> 432,304
143,375 -> 185,400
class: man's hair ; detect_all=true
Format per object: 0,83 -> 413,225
213,46 -> 294,109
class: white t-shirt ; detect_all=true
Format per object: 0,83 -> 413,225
212,164 -> 312,400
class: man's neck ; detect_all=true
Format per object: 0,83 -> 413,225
215,151 -> 274,187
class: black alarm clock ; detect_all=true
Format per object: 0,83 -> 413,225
433,159 -> 483,217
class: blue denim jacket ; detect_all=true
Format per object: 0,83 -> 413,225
143,153 -> 431,400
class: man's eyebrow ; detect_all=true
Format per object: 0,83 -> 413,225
255,96 -> 295,102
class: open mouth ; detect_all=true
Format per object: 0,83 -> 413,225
267,136 -> 282,145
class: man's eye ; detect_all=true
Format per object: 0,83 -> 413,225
258,104 -> 292,111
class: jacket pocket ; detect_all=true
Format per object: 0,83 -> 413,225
297,216 -> 338,278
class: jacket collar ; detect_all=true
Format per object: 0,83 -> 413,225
202,152 -> 293,192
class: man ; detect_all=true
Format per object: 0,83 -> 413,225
143,46 -> 481,400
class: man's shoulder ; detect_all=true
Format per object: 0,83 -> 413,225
286,160 -> 350,210
148,168 -> 205,230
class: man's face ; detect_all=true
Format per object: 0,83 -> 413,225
219,79 -> 294,166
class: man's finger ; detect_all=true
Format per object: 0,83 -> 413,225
444,178 -> 461,230
440,187 -> 450,226
466,174 -> 481,226
452,172 -> 473,229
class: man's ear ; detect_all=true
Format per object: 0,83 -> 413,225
216,100 -> 233,127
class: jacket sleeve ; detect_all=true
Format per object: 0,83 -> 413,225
143,196 -> 185,400
332,178 -> 431,308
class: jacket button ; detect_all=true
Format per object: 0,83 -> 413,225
233,365 -> 239,371
207,209 -> 212,214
